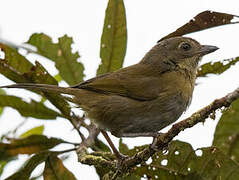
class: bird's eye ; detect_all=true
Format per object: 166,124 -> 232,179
180,43 -> 191,51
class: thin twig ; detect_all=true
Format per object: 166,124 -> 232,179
65,113 -> 86,141
82,123 -> 100,147
48,147 -> 79,156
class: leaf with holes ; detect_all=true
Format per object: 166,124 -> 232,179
159,11 -> 239,42
128,141 -> 195,179
0,94 -> 60,119
213,99 -> 239,163
43,155 -> 77,180
19,125 -> 45,138
189,147 -> 239,179
24,61 -> 58,85
197,56 -> 239,77
119,141 -> 239,179
0,135 -> 65,161
97,0 -> 127,75
27,33 -> 84,85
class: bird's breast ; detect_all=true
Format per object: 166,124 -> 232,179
156,70 -> 195,109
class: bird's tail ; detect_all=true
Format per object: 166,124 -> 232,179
0,83 -> 79,95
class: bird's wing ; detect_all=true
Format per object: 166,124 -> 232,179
72,63 -> 169,101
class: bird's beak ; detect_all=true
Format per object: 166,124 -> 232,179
199,45 -> 219,55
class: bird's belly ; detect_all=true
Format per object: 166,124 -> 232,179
119,93 -> 187,136
88,91 -> 189,137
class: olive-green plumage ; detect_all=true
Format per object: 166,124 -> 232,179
0,37 -> 218,138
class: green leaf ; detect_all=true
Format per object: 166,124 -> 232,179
0,161 -> 7,176
93,139 -> 112,179
24,61 -> 71,116
29,173 -> 43,180
0,88 -> 6,95
121,174 -> 141,180
0,60 -> 30,83
213,99 -> 239,163
188,147 -> 239,180
119,138 -> 129,154
43,155 -> 77,180
0,94 -> 60,119
5,152 -> 51,180
19,125 -> 44,138
0,157 -> 18,176
97,0 -> 127,75
0,43 -> 33,73
197,57 -> 239,77
93,139 -> 111,152
27,33 -> 85,85
54,73 -> 62,83
24,61 -> 57,85
125,141 -> 192,179
0,107 -> 3,117
39,74 -> 62,103
0,43 -> 32,83
0,89 -> 6,116
0,43 -> 71,116
0,135 -> 65,161
118,141 -> 239,179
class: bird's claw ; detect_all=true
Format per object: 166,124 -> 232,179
116,153 -> 129,170
150,132 -> 164,151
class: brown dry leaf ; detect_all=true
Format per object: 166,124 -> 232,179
43,155 -> 77,180
0,135 -> 65,161
159,11 -> 239,42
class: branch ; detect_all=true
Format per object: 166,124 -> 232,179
77,86 -> 239,177
118,86 -> 239,174
77,146 -> 116,171
68,112 -> 87,141
82,123 -> 100,148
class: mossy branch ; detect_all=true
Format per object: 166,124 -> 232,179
77,86 -> 239,178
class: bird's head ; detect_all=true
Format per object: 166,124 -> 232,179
140,36 -> 218,70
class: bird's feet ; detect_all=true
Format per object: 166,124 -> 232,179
150,132 -> 166,151
115,152 -> 129,170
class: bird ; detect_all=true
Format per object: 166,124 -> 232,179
0,36 -> 218,160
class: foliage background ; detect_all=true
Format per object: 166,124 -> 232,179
0,0 -> 239,179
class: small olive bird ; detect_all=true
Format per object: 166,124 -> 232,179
0,37 -> 218,159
